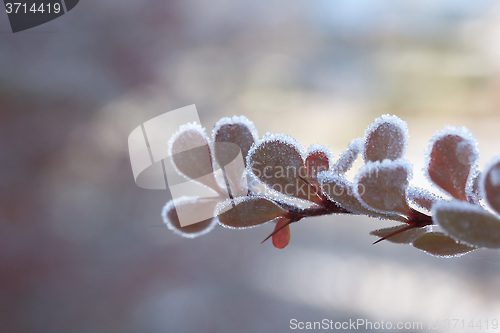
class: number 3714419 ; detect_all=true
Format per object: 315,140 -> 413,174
5,2 -> 62,14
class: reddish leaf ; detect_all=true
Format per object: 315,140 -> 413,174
305,145 -> 330,184
213,116 -> 258,167
434,201 -> 500,249
217,197 -> 286,229
213,117 -> 258,197
355,160 -> 412,217
427,127 -> 478,201
483,157 -> 500,216
169,123 -> 219,191
363,115 -> 408,162
247,135 -> 321,203
162,197 -> 218,238
272,218 -> 291,249
413,232 -> 476,257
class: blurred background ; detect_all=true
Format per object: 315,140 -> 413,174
2,1 -> 500,332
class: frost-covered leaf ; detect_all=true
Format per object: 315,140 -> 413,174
433,201 -> 500,249
272,217 -> 291,249
412,232 -> 476,257
213,115 -> 258,167
363,115 -> 408,163
217,196 -> 286,229
247,134 -> 320,203
319,173 -> 368,214
407,186 -> 442,212
355,159 -> 412,217
318,172 -> 405,221
169,123 -> 219,191
305,144 -> 331,184
427,127 -> 478,201
332,138 -> 362,174
162,197 -> 218,238
370,225 -> 430,244
482,156 -> 500,215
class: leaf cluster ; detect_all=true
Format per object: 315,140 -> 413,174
162,115 -> 500,257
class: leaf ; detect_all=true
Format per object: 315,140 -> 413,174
332,138 -> 362,174
482,156 -> 500,215
247,134 -> 320,203
433,201 -> 500,249
427,127 -> 478,201
216,196 -> 286,229
305,144 -> 331,184
363,115 -> 408,162
272,217 -> 291,249
169,123 -> 220,191
162,197 -> 218,238
355,159 -> 412,217
213,115 -> 258,167
413,232 -> 476,257
318,172 -> 405,221
370,225 -> 430,244
406,186 -> 443,212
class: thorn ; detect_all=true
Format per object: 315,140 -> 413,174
372,224 -> 414,245
261,218 -> 292,244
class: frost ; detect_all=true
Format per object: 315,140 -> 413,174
307,143 -> 333,159
216,196 -> 286,229
332,138 -> 362,174
363,114 -> 408,163
425,126 -> 478,201
407,186 -> 443,212
246,134 -> 321,204
354,159 -> 412,217
466,169 -> 482,205
168,122 -> 220,191
482,155 -> 500,215
433,201 -> 500,248
162,196 -> 218,238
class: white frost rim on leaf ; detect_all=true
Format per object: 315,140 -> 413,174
363,114 -> 409,162
162,196 -> 217,238
307,143 -> 333,161
211,115 -> 259,145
